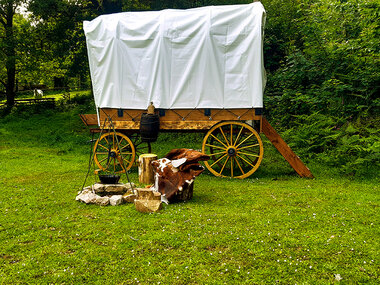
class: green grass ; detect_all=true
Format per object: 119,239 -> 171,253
0,102 -> 378,284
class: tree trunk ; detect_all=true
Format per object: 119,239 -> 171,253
4,3 -> 16,108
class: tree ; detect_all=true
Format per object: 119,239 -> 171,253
28,0 -> 93,88
0,0 -> 24,108
0,0 -> 95,108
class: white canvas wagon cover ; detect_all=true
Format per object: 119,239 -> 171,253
83,2 -> 266,110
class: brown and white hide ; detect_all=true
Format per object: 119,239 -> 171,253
151,149 -> 210,201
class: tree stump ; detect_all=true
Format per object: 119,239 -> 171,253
138,154 -> 158,185
171,181 -> 194,202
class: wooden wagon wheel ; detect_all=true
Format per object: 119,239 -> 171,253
93,132 -> 135,173
202,121 -> 263,179
128,133 -> 152,163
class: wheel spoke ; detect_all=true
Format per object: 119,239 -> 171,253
98,157 -> 108,164
219,156 -> 230,175
131,134 -> 140,145
210,153 -> 228,167
237,143 -> 260,151
233,126 -> 244,146
236,154 -> 255,167
135,143 -> 143,149
234,157 -> 245,176
105,157 -> 111,169
117,157 -> 125,170
119,154 -> 132,164
210,133 -> 228,148
231,157 -> 234,177
97,144 -> 109,151
230,124 -> 233,145
237,151 -> 260,158
219,127 -> 230,146
95,152 -> 108,155
210,150 -> 227,156
205,143 -> 226,151
244,153 -> 257,167
120,144 -> 132,151
235,133 -> 254,148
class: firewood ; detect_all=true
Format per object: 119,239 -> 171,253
138,154 -> 158,184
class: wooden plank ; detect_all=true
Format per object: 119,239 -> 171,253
105,120 -> 215,130
100,109 -> 143,121
79,114 -> 98,126
81,108 -> 262,131
262,117 -> 314,178
160,120 -> 216,130
108,121 -> 140,130
98,108 -> 261,122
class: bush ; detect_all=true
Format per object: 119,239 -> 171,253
281,113 -> 379,176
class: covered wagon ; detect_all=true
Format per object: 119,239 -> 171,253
80,2 -> 313,179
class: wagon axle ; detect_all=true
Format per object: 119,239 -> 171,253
227,147 -> 237,157
108,149 -> 118,158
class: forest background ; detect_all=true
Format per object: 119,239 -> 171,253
0,0 -> 379,177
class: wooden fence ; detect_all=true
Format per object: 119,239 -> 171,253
0,98 -> 56,107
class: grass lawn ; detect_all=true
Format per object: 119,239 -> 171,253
0,99 -> 378,284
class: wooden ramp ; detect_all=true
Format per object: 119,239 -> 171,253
262,117 -> 314,178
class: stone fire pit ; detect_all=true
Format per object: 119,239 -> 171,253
76,183 -> 163,212
76,182 -> 137,206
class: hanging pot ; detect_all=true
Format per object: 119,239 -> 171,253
98,174 -> 121,184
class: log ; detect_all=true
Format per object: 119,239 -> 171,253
135,188 -> 161,201
135,199 -> 162,213
138,154 -> 158,184
134,188 -> 162,213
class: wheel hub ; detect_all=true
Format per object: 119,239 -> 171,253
109,149 -> 118,158
227,147 -> 236,157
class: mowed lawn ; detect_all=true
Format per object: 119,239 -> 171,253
0,106 -> 378,284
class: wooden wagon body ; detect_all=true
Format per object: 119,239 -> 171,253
80,106 -> 312,179
80,108 -> 262,132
